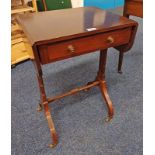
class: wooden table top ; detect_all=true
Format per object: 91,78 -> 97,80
17,7 -> 136,46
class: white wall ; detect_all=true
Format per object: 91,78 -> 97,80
71,0 -> 83,8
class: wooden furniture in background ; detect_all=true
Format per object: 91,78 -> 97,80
11,0 -> 37,66
17,7 -> 138,147
11,0 -> 38,14
118,0 -> 143,73
123,0 -> 143,18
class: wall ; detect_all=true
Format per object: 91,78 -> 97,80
71,0 -> 83,7
84,0 -> 124,9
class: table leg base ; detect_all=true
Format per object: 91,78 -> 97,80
118,70 -> 123,74
99,80 -> 114,120
105,116 -> 113,122
39,79 -> 113,148
45,106 -> 58,147
49,143 -> 57,148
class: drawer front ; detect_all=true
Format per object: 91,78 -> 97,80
38,28 -> 131,64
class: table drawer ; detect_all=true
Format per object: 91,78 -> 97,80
38,28 -> 131,64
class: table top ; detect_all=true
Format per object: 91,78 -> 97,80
17,7 -> 136,46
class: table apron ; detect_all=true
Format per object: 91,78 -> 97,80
37,28 -> 132,64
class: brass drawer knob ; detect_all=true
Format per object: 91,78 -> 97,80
107,36 -> 114,43
68,45 -> 75,53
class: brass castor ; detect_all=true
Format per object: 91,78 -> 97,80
49,143 -> 57,148
105,116 -> 112,122
118,70 -> 123,74
37,103 -> 43,112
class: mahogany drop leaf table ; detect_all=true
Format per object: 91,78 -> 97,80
17,7 -> 138,147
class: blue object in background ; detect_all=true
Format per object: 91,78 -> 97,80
115,0 -> 124,7
84,0 -> 124,10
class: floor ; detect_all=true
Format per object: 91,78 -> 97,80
11,10 -> 143,155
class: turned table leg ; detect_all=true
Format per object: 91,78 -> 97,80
117,11 -> 130,74
99,81 -> 114,121
97,49 -> 114,121
36,74 -> 58,147
33,57 -> 58,147
118,52 -> 124,74
44,102 -> 58,148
